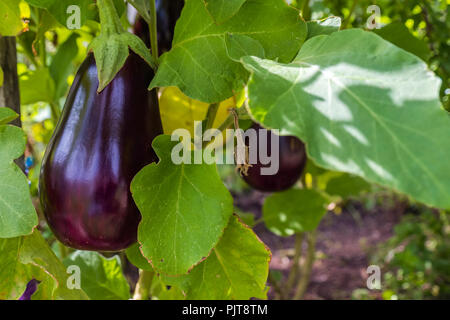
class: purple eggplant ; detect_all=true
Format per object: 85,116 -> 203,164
18,279 -> 39,300
39,52 -> 163,251
242,124 -> 307,192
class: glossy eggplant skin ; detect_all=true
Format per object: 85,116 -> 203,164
133,0 -> 184,53
39,52 -> 163,251
242,124 -> 307,192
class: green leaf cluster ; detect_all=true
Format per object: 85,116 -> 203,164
0,108 -> 37,238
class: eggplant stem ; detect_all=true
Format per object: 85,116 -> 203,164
205,103 -> 220,131
283,232 -> 305,299
267,271 -> 283,300
202,103 -> 220,148
49,102 -> 61,122
216,113 -> 235,132
148,0 -> 159,63
293,230 -> 317,300
58,241 -> 68,259
133,269 -> 154,300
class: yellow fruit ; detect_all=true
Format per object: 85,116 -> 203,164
158,87 -> 241,135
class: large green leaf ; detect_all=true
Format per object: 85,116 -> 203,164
0,0 -> 22,36
131,135 -> 234,275
164,215 -> 270,300
0,237 -> 29,299
150,0 -> 307,103
0,114 -> 37,238
0,232 -> 89,300
63,251 -> 130,300
263,189 -> 329,237
203,0 -> 246,24
242,29 -> 450,209
19,231 -> 89,300
373,22 -> 431,62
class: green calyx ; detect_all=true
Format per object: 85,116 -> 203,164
97,0 -> 124,36
88,0 -> 156,92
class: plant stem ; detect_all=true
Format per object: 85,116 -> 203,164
293,230 -> 317,300
217,113 -> 235,132
202,109 -> 237,148
0,36 -> 25,171
284,232 -> 304,299
58,241 -> 68,259
204,103 -> 220,131
300,0 -> 311,21
341,0 -> 358,29
252,217 -> 263,226
133,269 -> 154,300
267,270 -> 283,300
202,103 -> 220,148
37,9 -> 47,67
49,101 -> 61,122
148,0 -> 159,63
126,0 -> 150,24
16,38 -> 39,68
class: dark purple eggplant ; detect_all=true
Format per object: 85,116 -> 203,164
133,0 -> 184,53
242,124 -> 307,192
19,279 -> 39,300
39,52 -> 163,251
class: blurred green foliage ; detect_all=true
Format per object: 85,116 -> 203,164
14,0 -> 450,300
371,209 -> 450,299
291,0 -> 449,109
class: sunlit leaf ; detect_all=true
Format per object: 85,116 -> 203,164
63,251 -> 130,300
164,215 -> 270,300
0,232 -> 89,300
242,29 -> 450,209
307,16 -> 341,39
150,0 -> 307,103
131,135 -> 234,275
19,231 -> 89,300
0,113 -> 37,238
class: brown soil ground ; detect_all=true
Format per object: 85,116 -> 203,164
233,190 -> 407,300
